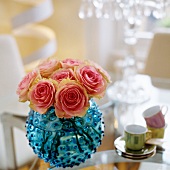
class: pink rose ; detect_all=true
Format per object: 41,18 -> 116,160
75,65 -> 107,98
16,69 -> 41,102
61,58 -> 83,68
50,68 -> 75,83
38,58 -> 61,78
54,80 -> 89,118
28,79 -> 56,114
87,60 -> 112,83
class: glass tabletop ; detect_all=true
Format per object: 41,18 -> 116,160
50,75 -> 170,170
16,75 -> 170,170
35,150 -> 170,170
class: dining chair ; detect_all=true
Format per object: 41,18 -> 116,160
0,35 -> 34,169
144,31 -> 170,89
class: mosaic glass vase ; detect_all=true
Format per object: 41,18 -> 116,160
26,99 -> 104,168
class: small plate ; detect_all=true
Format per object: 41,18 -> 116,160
114,136 -> 156,156
116,148 -> 156,160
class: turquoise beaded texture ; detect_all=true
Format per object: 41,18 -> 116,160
26,99 -> 104,168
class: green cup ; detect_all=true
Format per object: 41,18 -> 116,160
124,124 -> 151,150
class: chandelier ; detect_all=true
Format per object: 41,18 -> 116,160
79,0 -> 170,20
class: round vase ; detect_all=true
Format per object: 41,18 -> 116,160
26,99 -> 104,168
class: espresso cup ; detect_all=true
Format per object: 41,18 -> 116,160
147,124 -> 167,138
143,105 -> 168,128
124,124 -> 151,150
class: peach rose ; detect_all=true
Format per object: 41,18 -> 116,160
54,80 -> 89,118
50,68 -> 75,83
28,79 -> 56,114
86,60 -> 112,83
61,58 -> 83,68
75,65 -> 108,98
16,69 -> 41,102
38,58 -> 61,78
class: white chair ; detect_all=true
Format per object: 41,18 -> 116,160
144,31 -> 170,89
0,35 -> 35,169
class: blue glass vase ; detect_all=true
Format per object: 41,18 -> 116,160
26,99 -> 104,168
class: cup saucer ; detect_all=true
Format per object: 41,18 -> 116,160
116,148 -> 156,160
114,136 -> 156,157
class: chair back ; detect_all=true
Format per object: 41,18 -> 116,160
0,35 -> 25,97
144,32 -> 170,88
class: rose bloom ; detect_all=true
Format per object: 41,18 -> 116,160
86,60 -> 112,83
38,58 -> 61,78
28,79 -> 56,114
61,58 -> 83,68
75,65 -> 108,98
54,80 -> 89,118
16,69 -> 41,102
50,68 -> 75,83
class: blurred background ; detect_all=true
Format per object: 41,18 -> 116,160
0,0 -> 169,72
0,0 -> 85,63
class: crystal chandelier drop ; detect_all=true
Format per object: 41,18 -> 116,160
79,0 -> 170,20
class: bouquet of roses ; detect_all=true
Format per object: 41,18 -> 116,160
17,58 -> 111,118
